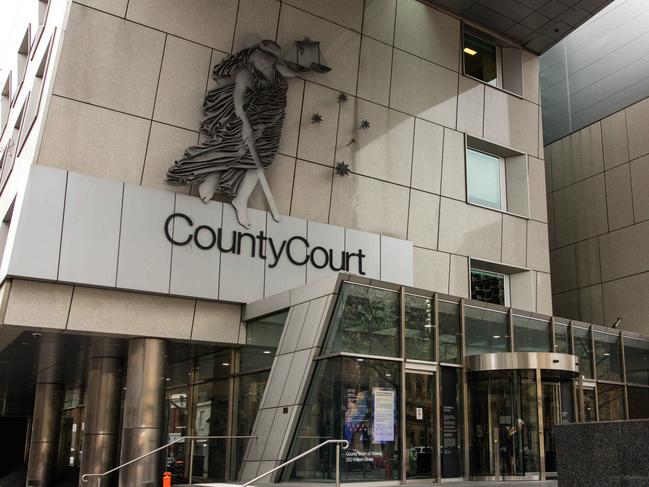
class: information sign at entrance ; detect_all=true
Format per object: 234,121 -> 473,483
372,387 -> 395,443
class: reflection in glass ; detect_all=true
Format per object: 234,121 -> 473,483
191,380 -> 230,482
464,306 -> 509,355
470,268 -> 505,305
405,373 -> 435,479
627,387 -> 649,419
553,323 -> 570,354
597,383 -> 625,421
286,357 -> 400,482
439,301 -> 461,364
194,349 -> 231,382
405,295 -> 434,361
468,370 -> 539,477
325,284 -> 400,357
513,316 -> 551,352
573,327 -> 593,379
467,149 -> 502,211
165,389 -> 189,480
233,371 -> 270,473
246,310 -> 287,346
583,388 -> 596,422
593,332 -> 622,382
624,338 -> 649,385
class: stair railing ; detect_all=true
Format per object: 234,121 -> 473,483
80,435 -> 257,486
241,439 -> 349,487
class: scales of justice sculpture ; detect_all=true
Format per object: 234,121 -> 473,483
165,37 -> 330,228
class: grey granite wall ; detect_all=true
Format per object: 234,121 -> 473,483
555,420 -> 649,486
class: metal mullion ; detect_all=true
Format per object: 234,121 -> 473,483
460,299 -> 469,480
620,334 -> 629,420
508,308 -> 514,352
590,327 -> 600,421
400,286 -> 407,484
224,349 -> 235,480
536,368 -> 546,480
434,294 -> 442,483
550,317 -> 556,352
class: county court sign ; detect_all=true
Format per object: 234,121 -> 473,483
6,166 -> 414,304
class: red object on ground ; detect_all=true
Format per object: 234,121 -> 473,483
163,471 -> 172,487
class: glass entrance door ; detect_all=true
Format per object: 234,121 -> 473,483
541,382 -> 561,474
405,372 -> 435,480
468,370 -> 540,480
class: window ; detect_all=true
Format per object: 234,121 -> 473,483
32,0 -> 51,55
573,327 -> 593,379
439,300 -> 461,364
597,384 -> 625,421
405,294 -> 434,361
624,338 -> 649,385
466,136 -> 529,217
466,148 -> 503,210
463,27 -> 523,97
470,268 -> 508,306
463,32 -> 497,85
554,321 -> 570,354
16,27 -> 31,99
464,305 -> 509,355
20,40 -> 51,152
513,316 -> 551,352
1,74 -> 11,136
593,331 -> 622,382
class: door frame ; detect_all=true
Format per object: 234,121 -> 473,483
403,365 -> 437,483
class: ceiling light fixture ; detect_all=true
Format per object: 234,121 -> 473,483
464,47 -> 477,56
221,362 -> 230,366
263,350 -> 272,354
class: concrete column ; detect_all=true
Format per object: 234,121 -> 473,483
26,338 -> 64,487
118,338 -> 167,487
79,340 -> 124,487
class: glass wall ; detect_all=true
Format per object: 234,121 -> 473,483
405,295 -> 434,361
593,332 -> 622,382
439,301 -> 461,364
624,338 -> 649,385
270,281 -> 649,483
163,310 -> 287,483
287,356 -> 401,482
513,316 -> 551,352
573,327 -> 593,379
465,306 -> 509,355
597,384 -> 625,421
325,284 -> 400,357
554,322 -> 570,354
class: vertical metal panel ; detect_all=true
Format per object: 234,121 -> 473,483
536,368 -> 546,480
434,294 -> 442,482
399,286 -> 407,483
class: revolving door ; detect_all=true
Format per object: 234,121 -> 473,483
466,352 -> 578,480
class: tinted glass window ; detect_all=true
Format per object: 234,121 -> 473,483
464,33 -> 497,84
470,269 -> 505,306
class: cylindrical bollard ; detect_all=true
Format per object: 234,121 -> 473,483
163,471 -> 172,487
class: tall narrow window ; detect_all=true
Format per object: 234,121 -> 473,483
0,74 -> 11,136
16,28 -> 31,96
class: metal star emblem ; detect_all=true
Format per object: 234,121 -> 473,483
311,113 -> 323,124
359,120 -> 370,129
337,92 -> 349,103
335,161 -> 350,176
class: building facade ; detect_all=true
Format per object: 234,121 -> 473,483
545,95 -> 649,334
1,0 -> 643,486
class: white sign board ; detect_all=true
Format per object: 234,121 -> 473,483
372,387 -> 395,443
7,166 -> 414,303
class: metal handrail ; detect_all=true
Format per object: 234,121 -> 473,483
242,439 -> 349,487
80,435 -> 257,484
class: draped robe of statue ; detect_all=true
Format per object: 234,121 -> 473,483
166,48 -> 288,194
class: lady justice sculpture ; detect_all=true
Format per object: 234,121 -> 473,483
166,38 -> 329,228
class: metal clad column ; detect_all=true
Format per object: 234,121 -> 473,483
27,338 -> 64,487
119,338 -> 167,487
80,340 -> 124,487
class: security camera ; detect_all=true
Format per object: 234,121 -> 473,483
31,332 -> 42,339
612,317 -> 622,329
